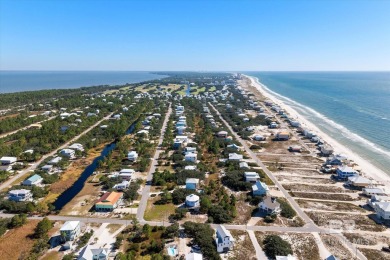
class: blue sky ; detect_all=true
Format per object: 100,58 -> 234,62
0,0 -> 389,71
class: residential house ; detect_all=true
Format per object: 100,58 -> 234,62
128,151 -> 138,162
113,181 -> 130,191
185,194 -> 200,208
363,187 -> 386,196
41,164 -> 54,173
374,202 -> 390,220
253,135 -> 266,141
69,143 -> 84,152
228,153 -> 243,162
177,126 -> 186,135
276,132 -> 289,140
336,165 -> 357,180
185,153 -> 197,163
0,156 -> 17,165
217,131 -> 228,138
8,189 -> 32,202
346,176 -> 371,188
320,145 -> 334,156
215,225 -> 234,253
239,162 -> 250,170
119,169 -> 134,180
259,196 -> 281,215
185,165 -> 197,171
184,147 -> 197,154
60,149 -> 76,159
288,146 -> 301,152
186,178 -> 199,190
325,256 -> 340,260
48,156 -> 62,165
244,172 -> 260,183
367,195 -> 390,208
95,192 -> 123,212
78,245 -> 108,260
252,181 -> 269,196
22,174 -> 43,186
276,255 -> 296,260
60,221 -> 81,241
227,144 -> 240,151
186,253 -> 203,260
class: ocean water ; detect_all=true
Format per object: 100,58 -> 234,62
245,72 -> 390,176
0,71 -> 167,93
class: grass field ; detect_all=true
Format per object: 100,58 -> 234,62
0,220 -> 39,260
144,198 -> 176,221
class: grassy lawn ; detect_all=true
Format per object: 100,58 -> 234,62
41,251 -> 63,260
144,199 -> 176,221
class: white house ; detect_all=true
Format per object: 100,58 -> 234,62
346,176 -> 371,188
184,165 -> 197,171
239,162 -> 249,169
69,143 -> 84,152
113,181 -> 130,191
228,153 -> 243,162
244,172 -> 260,183
60,149 -> 76,159
215,225 -> 234,253
48,156 -> 62,165
8,189 -> 32,202
227,144 -> 240,151
119,169 -> 135,180
185,153 -> 197,163
78,245 -> 108,260
185,194 -> 200,208
276,255 -> 297,260
186,252 -> 203,260
253,135 -> 266,141
41,164 -> 54,173
252,181 -> 269,196
363,187 -> 386,196
0,156 -> 17,165
367,195 -> 390,208
22,174 -> 43,186
259,196 -> 281,215
60,221 -> 81,241
128,151 -> 138,162
374,202 -> 390,220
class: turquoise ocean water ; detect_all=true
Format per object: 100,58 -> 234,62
245,72 -> 390,176
0,71 -> 166,93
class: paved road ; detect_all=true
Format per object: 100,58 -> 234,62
247,229 -> 268,259
136,103 -> 172,221
0,116 -> 57,139
0,113 -> 113,192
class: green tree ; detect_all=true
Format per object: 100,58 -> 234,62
263,235 -> 293,258
9,213 -> 27,228
34,217 -> 53,238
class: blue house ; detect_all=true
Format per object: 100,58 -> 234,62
186,178 -> 199,190
336,165 -> 357,180
252,181 -> 269,196
22,174 -> 43,186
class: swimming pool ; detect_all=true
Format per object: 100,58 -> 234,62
167,246 -> 177,256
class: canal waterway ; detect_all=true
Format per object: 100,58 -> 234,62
53,123 -> 136,210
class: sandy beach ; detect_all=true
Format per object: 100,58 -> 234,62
244,75 -> 390,187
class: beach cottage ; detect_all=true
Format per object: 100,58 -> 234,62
185,194 -> 200,208
22,174 -> 43,186
215,225 -> 234,253
259,196 -> 281,215
228,153 -> 243,162
252,181 -> 269,196
186,178 -> 199,190
336,165 -> 357,180
60,221 -> 81,241
374,202 -> 390,220
127,151 -> 138,162
8,189 -> 32,202
244,172 -> 260,183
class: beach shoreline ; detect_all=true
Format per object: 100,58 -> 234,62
243,74 -> 390,187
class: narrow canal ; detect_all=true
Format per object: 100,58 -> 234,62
53,123 -> 136,210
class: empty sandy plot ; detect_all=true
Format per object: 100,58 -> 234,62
306,211 -> 386,232
276,175 -> 335,184
296,199 -> 365,213
290,192 -> 356,201
283,183 -> 355,193
320,234 -> 354,260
